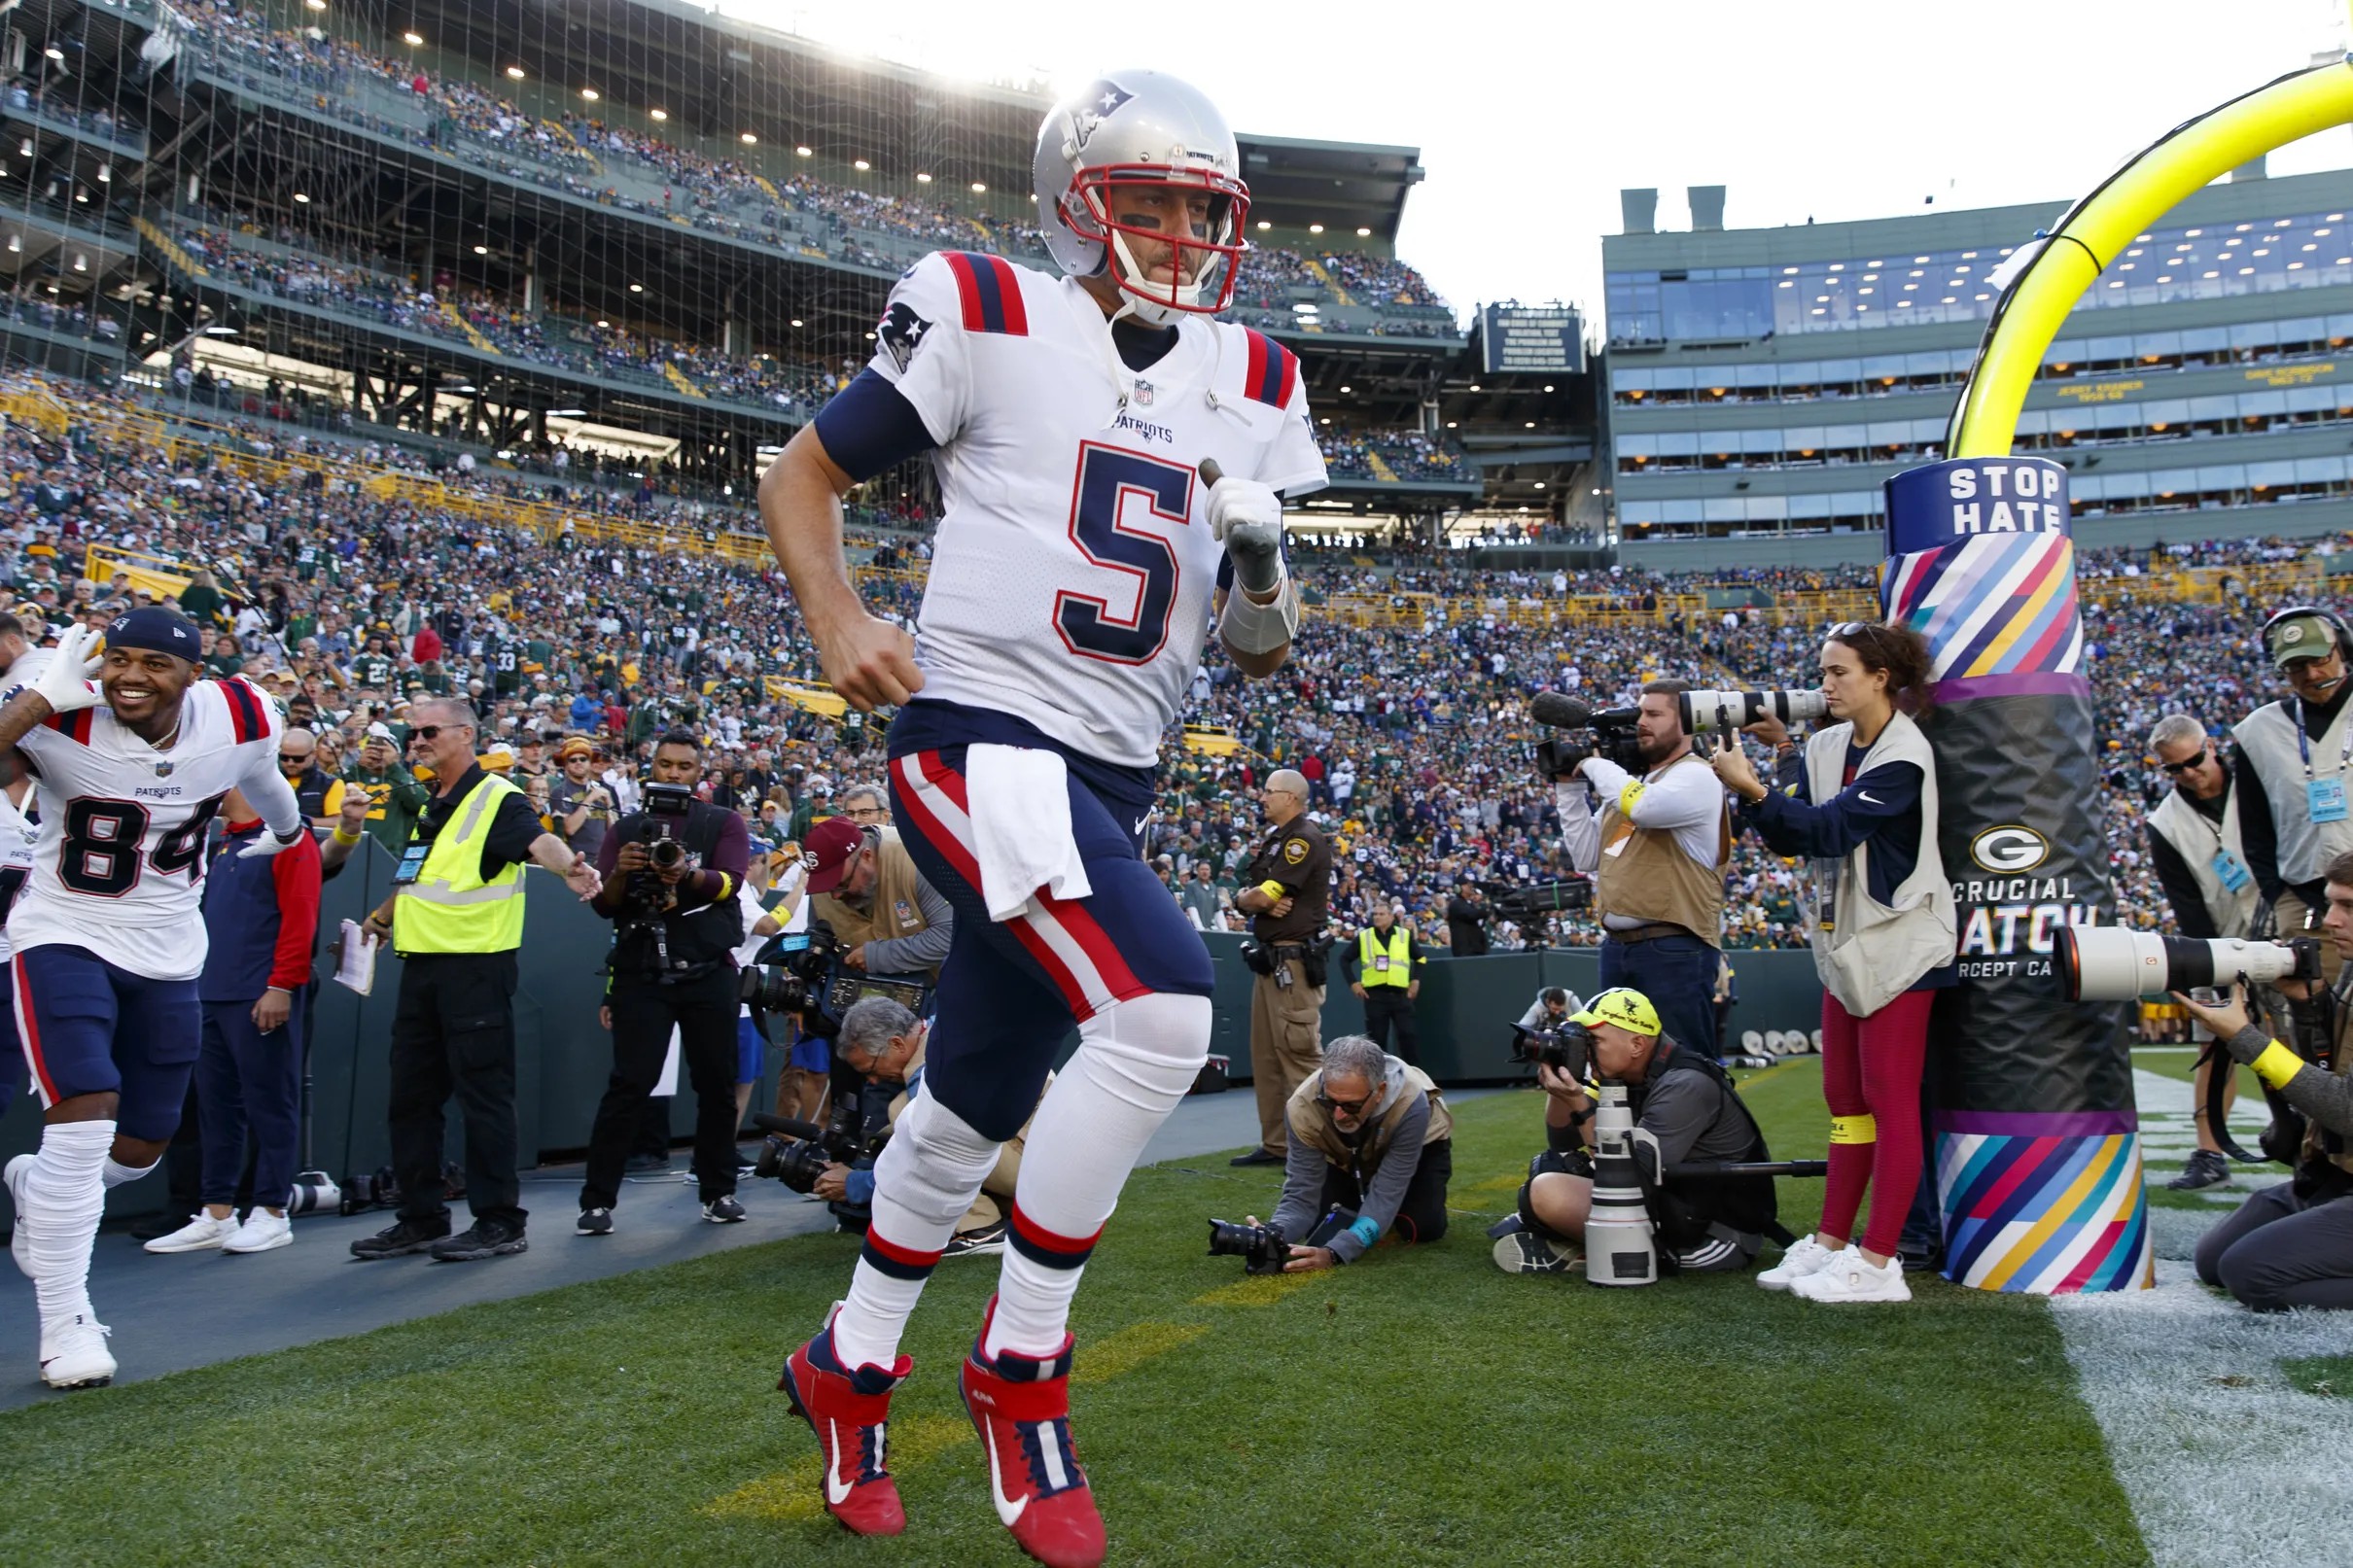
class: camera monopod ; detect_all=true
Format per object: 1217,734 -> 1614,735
1665,1160 -> 1828,1179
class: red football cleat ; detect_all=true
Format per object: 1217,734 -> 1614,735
779,1306 -> 913,1536
960,1303 -> 1106,1568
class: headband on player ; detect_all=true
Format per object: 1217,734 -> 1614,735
104,607 -> 203,661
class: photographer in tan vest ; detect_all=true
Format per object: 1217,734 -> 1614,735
1250,1035 -> 1452,1272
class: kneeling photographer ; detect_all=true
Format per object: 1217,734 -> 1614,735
1713,621 -> 1952,1307
1494,988 -> 1775,1278
2177,847 -> 2353,1311
577,731 -> 753,1235
777,996 -> 1031,1255
1215,1035 -> 1452,1274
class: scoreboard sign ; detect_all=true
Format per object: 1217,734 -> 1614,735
1479,305 -> 1584,376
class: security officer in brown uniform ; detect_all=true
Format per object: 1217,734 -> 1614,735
1232,768 -> 1332,1167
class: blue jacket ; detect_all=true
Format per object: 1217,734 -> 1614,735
198,820 -> 323,1003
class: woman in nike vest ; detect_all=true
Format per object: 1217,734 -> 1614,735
1710,621 -> 1954,1306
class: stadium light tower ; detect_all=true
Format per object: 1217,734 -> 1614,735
1882,55 -> 2353,1294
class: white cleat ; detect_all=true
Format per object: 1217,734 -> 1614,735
1792,1250 -> 1913,1305
1756,1233 -> 1839,1292
39,1314 -> 115,1389
143,1211 -> 243,1255
5,1154 -> 30,1278
221,1211 -> 293,1254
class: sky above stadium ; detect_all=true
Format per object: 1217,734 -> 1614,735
725,0 -> 2353,326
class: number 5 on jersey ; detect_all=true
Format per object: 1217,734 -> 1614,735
1054,442 -> 1193,666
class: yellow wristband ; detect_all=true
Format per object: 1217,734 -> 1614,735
331,827 -> 362,847
2249,1041 -> 2305,1092
1257,880 -> 1288,901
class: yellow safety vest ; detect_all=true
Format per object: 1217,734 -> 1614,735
1358,926 -> 1414,989
393,774 -> 527,955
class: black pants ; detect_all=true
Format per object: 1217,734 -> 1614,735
389,951 -> 524,1229
2195,1178 -> 2353,1310
1359,988 -> 1421,1064
1317,1138 -> 1452,1245
581,966 -> 741,1208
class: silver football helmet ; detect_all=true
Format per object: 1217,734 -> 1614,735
1034,70 -> 1249,325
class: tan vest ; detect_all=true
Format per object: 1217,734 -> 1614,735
2234,697 -> 2353,888
1802,712 -> 1957,1017
2307,974 -> 2353,1178
813,828 -> 932,965
1594,752 -> 1730,948
1286,1061 -> 1453,1185
2147,784 -> 2257,941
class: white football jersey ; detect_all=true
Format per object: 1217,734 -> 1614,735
870,251 -> 1326,767
0,785 -> 37,965
12,677 -> 283,980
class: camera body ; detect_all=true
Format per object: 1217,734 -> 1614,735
1484,878 -> 1594,925
2056,925 -> 2327,1002
752,1090 -> 889,1196
1511,1020 -> 1597,1078
627,782 -> 699,908
1205,1218 -> 1290,1274
1533,708 -> 1645,780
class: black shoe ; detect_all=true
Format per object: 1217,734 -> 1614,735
943,1219 -> 1007,1258
2167,1149 -> 2233,1192
429,1219 -> 528,1262
702,1196 -> 748,1224
624,1153 -> 670,1175
576,1207 -> 614,1237
1229,1150 -> 1284,1167
350,1216 -> 450,1260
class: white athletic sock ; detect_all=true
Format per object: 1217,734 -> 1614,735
26,1121 -> 113,1332
100,1157 -> 155,1189
831,1092 -> 1001,1370
984,992 -> 1211,1360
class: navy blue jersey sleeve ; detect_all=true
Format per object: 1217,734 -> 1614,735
1744,758 -> 1923,862
813,368 -> 941,484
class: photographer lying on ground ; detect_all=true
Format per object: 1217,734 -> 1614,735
1239,1035 -> 1454,1272
2178,845 -> 2353,1310
1493,988 -> 1775,1275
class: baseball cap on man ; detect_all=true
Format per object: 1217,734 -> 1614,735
1567,987 -> 1663,1037
799,816 -> 865,893
2265,611 -> 2339,668
104,606 -> 203,661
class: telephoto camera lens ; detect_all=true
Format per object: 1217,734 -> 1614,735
1677,689 -> 1830,734
2056,925 -> 2325,1001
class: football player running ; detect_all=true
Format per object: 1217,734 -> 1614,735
0,608 -> 304,1389
759,70 -> 1323,1567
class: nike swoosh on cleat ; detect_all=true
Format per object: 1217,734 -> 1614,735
984,1419 -> 1029,1526
823,1418 -> 854,1507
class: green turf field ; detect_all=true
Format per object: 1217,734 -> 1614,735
0,1061 -> 2154,1568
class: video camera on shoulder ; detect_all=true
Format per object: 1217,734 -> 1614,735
1482,878 -> 1593,923
1529,691 -> 1643,777
737,917 -> 935,1036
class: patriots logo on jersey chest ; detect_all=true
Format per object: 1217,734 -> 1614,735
878,300 -> 932,374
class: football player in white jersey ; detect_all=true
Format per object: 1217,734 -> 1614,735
0,610 -> 47,1124
0,608 -> 304,1389
759,71 -> 1322,1565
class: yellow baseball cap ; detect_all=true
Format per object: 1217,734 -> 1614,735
1567,987 -> 1662,1036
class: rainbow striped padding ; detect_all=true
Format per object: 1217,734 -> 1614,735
1880,533 -> 2085,679
1934,1113 -> 2154,1293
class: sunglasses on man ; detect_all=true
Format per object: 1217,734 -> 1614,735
2160,747 -> 2214,777
1314,1091 -> 1372,1117
410,723 -> 469,743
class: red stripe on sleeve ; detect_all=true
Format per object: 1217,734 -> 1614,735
942,253 -> 986,331
1276,342 -> 1298,408
1243,330 -> 1269,404
264,832 -> 323,992
985,256 -> 1029,335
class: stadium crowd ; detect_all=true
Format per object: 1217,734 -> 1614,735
0,366 -> 2336,968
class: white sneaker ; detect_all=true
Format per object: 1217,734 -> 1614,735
5,1153 -> 31,1278
39,1313 -> 115,1389
221,1210 -> 293,1254
1756,1233 -> 1838,1291
1792,1250 -> 1913,1304
142,1211 -> 242,1254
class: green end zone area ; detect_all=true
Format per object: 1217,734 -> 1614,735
0,1062 -> 2148,1567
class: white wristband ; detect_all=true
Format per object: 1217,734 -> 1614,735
1218,574 -> 1301,656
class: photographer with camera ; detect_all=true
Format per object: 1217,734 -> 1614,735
1344,904 -> 1425,1064
1553,680 -> 1730,1067
575,730 -> 754,1236
2146,713 -> 2260,1192
1227,1035 -> 1452,1272
1512,986 -> 1587,1157
797,996 -> 1029,1258
2179,847 -> 2353,1311
801,815 -> 953,988
1494,988 -> 1774,1277
1711,621 -> 1951,1306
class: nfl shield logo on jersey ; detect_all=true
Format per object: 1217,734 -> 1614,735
1132,379 -> 1154,406
154,761 -> 174,779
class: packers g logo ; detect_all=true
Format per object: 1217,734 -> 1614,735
1970,824 -> 2050,875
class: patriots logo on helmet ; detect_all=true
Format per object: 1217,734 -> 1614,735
1069,80 -> 1133,152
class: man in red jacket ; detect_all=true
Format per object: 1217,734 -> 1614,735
141,785 -> 323,1257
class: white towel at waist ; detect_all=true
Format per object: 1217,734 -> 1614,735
966,743 -> 1093,922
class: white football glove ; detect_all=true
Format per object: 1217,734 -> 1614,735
237,825 -> 307,860
29,624 -> 101,715
1206,471 -> 1285,596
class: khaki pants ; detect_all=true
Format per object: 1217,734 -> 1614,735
959,1135 -> 1024,1235
1250,971 -> 1326,1157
